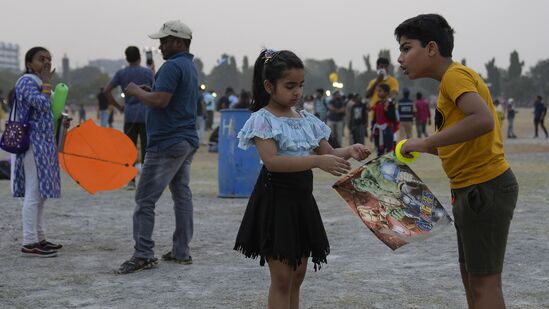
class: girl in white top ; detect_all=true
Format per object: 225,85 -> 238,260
233,49 -> 370,308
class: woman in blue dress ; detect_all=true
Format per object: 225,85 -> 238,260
12,47 -> 63,257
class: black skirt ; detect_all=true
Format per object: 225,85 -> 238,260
234,166 -> 330,270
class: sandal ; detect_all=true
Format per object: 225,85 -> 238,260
115,257 -> 158,274
162,251 -> 192,265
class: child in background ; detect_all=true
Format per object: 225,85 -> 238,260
234,49 -> 370,308
348,93 -> 368,145
396,14 -> 518,309
414,91 -> 431,138
12,47 -> 64,257
370,83 -> 397,156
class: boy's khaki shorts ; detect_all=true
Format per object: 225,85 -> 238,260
451,168 -> 518,275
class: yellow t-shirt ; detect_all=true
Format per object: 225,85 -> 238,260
436,62 -> 509,189
367,76 -> 399,104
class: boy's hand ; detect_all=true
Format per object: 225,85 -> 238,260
317,154 -> 351,176
400,138 -> 437,156
348,144 -> 371,161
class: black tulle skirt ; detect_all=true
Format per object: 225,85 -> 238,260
233,167 -> 330,270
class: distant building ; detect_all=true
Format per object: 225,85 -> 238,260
0,42 -> 20,71
62,54 -> 70,84
88,59 -> 126,77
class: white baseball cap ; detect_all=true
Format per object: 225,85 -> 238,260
148,20 -> 192,39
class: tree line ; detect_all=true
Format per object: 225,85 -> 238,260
1,50 -> 547,106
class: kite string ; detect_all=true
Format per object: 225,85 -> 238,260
60,152 -> 130,166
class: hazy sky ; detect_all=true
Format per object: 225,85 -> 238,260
2,0 -> 547,77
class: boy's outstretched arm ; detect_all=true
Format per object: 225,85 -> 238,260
401,92 -> 494,155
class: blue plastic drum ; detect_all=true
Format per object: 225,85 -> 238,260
218,109 -> 262,197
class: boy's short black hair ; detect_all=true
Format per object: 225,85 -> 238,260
378,84 -> 390,93
394,14 -> 455,57
376,57 -> 389,67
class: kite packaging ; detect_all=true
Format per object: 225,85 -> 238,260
333,152 -> 452,250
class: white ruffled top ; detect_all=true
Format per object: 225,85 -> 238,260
237,108 -> 331,157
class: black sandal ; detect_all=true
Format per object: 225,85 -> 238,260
115,257 -> 158,275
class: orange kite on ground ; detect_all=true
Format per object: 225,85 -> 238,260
59,119 -> 138,195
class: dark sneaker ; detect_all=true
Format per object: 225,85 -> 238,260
39,240 -> 63,250
21,243 -> 57,258
115,257 -> 158,275
162,251 -> 192,265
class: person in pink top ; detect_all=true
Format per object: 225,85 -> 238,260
414,91 -> 431,137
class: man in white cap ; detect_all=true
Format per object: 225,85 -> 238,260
116,20 -> 199,274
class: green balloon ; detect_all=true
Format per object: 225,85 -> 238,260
52,83 -> 69,132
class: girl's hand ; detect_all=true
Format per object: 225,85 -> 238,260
348,144 -> 371,161
39,62 -> 55,84
317,154 -> 351,176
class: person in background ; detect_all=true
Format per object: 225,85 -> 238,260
203,89 -> 215,130
12,47 -> 67,257
533,95 -> 548,138
365,57 -> 400,107
104,46 -> 154,189
327,91 -> 346,147
414,91 -> 431,138
78,104 -> 86,124
348,93 -> 368,145
216,87 -> 233,111
97,88 -> 109,127
370,84 -> 396,155
506,98 -> 517,138
398,87 -> 415,139
313,88 -> 328,123
116,20 -> 199,274
196,87 -> 206,144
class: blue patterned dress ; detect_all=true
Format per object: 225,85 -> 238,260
12,74 -> 61,198
233,109 -> 333,270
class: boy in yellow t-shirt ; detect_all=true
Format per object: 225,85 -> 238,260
395,14 -> 518,309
